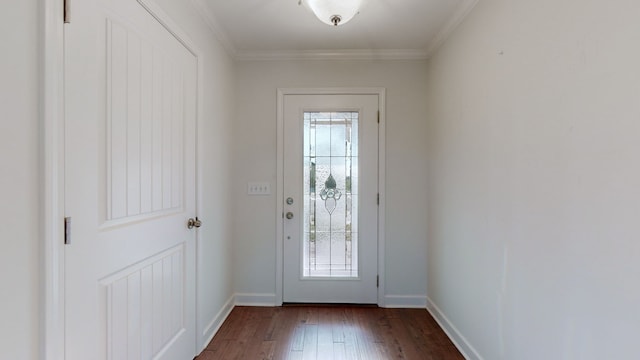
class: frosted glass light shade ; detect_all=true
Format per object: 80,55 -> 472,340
303,0 -> 363,26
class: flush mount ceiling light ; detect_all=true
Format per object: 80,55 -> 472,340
299,0 -> 363,26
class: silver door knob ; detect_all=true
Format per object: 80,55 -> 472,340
286,212 -> 294,219
187,217 -> 202,229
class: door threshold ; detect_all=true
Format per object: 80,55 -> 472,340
282,303 -> 378,308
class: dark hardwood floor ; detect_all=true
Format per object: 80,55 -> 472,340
196,305 -> 464,360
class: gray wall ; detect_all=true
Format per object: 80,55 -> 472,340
425,0 -> 640,358
0,0 -> 40,358
233,60 -> 430,304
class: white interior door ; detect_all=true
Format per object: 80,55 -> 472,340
64,0 -> 197,358
283,94 -> 379,304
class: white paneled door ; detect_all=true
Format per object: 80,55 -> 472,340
283,94 -> 379,304
64,0 -> 197,359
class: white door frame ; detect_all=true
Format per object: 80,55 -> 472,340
276,88 -> 386,306
41,0 -> 66,357
41,1 -> 204,357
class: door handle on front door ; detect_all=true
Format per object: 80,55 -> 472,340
286,212 -> 294,219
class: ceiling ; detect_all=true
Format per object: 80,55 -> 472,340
193,0 -> 478,60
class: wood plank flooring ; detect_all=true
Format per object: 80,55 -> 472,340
196,306 -> 463,360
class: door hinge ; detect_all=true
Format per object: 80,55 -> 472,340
64,217 -> 71,245
64,0 -> 70,23
376,275 -> 379,288
377,111 -> 380,124
377,193 -> 380,205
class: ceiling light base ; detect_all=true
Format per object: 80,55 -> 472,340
301,0 -> 362,27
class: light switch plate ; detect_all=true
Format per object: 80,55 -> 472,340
247,182 -> 271,195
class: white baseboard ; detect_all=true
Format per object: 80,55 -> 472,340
200,295 -> 235,353
426,297 -> 483,360
383,295 -> 427,308
234,293 -> 278,307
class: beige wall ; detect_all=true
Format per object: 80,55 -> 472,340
233,60 -> 429,303
426,0 -> 640,358
0,0 -> 40,358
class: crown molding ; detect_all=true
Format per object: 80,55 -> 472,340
190,0 -> 237,57
189,0 -> 478,62
235,49 -> 430,62
425,0 -> 479,58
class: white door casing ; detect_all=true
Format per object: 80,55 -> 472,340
64,0 -> 198,358
281,92 -> 381,304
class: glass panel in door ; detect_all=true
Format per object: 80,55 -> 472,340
303,112 -> 359,278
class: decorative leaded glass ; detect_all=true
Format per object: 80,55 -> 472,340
303,111 -> 359,278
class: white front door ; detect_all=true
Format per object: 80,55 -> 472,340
64,0 -> 197,359
283,94 -> 379,304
